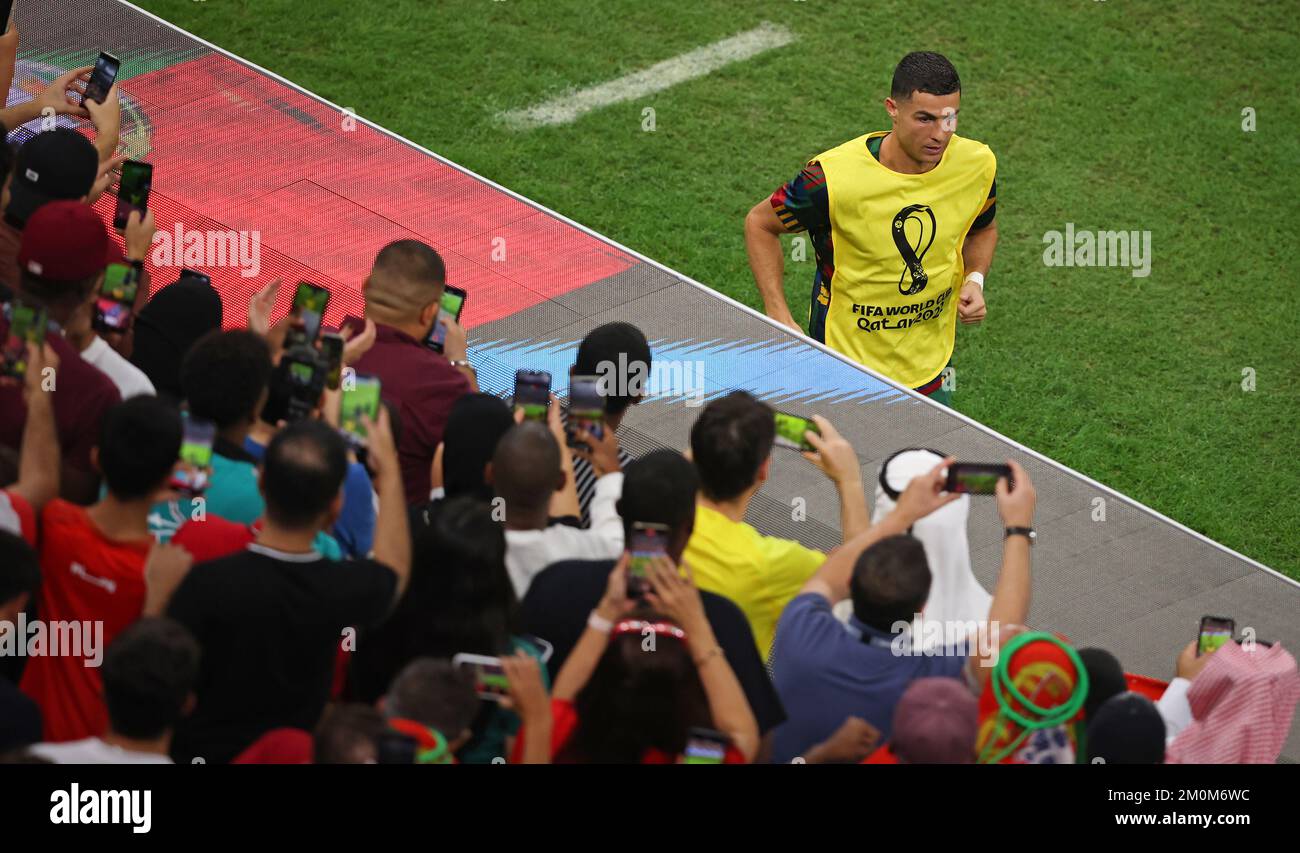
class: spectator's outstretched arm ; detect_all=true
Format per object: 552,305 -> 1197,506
0,26 -> 18,105
83,82 -> 121,163
541,394 -> 581,520
501,652 -> 552,764
362,406 -> 411,597
571,422 -> 625,549
800,456 -> 960,603
802,415 -> 870,541
10,342 -> 60,513
552,557 -> 629,701
440,312 -> 478,392
646,556 -> 759,762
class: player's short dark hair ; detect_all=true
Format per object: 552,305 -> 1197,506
891,51 -> 961,101
850,535 -> 932,632
575,322 -> 653,416
690,391 -> 774,502
384,658 -> 480,737
98,396 -> 183,501
181,330 -> 273,429
102,617 -> 201,740
262,419 -> 348,529
617,449 -> 699,543
0,530 -> 39,606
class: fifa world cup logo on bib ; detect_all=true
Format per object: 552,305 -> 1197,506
891,204 -> 936,296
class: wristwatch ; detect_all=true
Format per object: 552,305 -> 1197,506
1005,526 -> 1036,544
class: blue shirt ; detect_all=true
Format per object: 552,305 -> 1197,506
244,437 -> 375,559
768,593 -> 968,763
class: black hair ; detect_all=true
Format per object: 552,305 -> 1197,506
557,609 -> 711,763
373,239 -> 446,288
1078,647 -> 1128,721
616,449 -> 699,549
101,617 -> 200,740
490,422 -> 560,515
18,269 -> 100,310
0,530 -> 39,606
313,703 -> 386,764
98,396 -> 183,501
262,419 -> 348,529
442,393 -> 514,502
689,390 -> 774,502
891,51 -> 961,101
575,322 -> 653,416
1086,693 -> 1166,765
850,534 -> 931,633
384,658 -> 480,737
180,330 -> 273,429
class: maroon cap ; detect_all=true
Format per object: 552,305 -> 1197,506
17,201 -> 111,281
892,677 -> 979,764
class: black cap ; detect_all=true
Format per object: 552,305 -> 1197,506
6,129 -> 99,228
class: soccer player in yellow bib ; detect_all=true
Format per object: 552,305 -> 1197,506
745,52 -> 997,408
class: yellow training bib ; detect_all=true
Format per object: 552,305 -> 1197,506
815,131 -> 995,387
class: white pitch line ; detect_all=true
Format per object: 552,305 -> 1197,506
498,21 -> 796,129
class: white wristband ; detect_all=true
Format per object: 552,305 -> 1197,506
964,271 -> 985,291
587,611 -> 613,634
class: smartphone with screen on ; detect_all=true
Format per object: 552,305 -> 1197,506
82,51 -> 120,105
1,300 -> 48,381
319,333 -> 344,391
1197,615 -> 1235,657
452,653 -> 510,703
513,369 -> 551,422
681,727 -> 730,765
168,414 -> 216,497
286,282 -> 330,350
425,284 -> 467,354
113,160 -> 152,231
944,462 -> 1012,495
339,375 -> 381,449
773,411 -> 819,452
625,521 -> 669,599
565,374 -> 605,450
94,263 -> 139,334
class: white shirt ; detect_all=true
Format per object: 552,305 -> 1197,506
1155,676 -> 1194,743
81,335 -> 156,399
504,472 -> 624,598
28,737 -> 173,764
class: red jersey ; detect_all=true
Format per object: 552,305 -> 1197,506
0,490 -> 36,546
19,500 -> 152,742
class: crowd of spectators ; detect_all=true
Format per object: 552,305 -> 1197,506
0,30 -> 1297,765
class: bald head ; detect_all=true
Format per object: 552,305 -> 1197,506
491,422 -> 562,516
364,239 -> 446,323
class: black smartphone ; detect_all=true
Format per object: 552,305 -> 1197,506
682,727 -> 730,765
773,411 -> 819,452
167,414 -> 216,497
565,374 -> 605,450
261,348 -> 326,426
83,51 -> 120,105
626,521 -> 669,599
945,462 -> 1012,495
177,268 -> 211,288
513,369 -> 551,422
1197,615 -> 1235,657
1,1 -> 16,36
94,263 -> 139,334
1,300 -> 47,381
319,332 -> 344,391
339,375 -> 381,449
425,284 -> 467,354
113,160 -> 152,231
286,282 -> 329,350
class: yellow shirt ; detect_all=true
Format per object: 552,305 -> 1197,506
684,504 -> 826,659
816,131 -> 996,387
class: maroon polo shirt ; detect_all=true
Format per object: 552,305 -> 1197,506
0,318 -> 121,489
343,317 -> 471,505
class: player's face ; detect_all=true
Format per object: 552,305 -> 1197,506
888,90 -> 961,166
